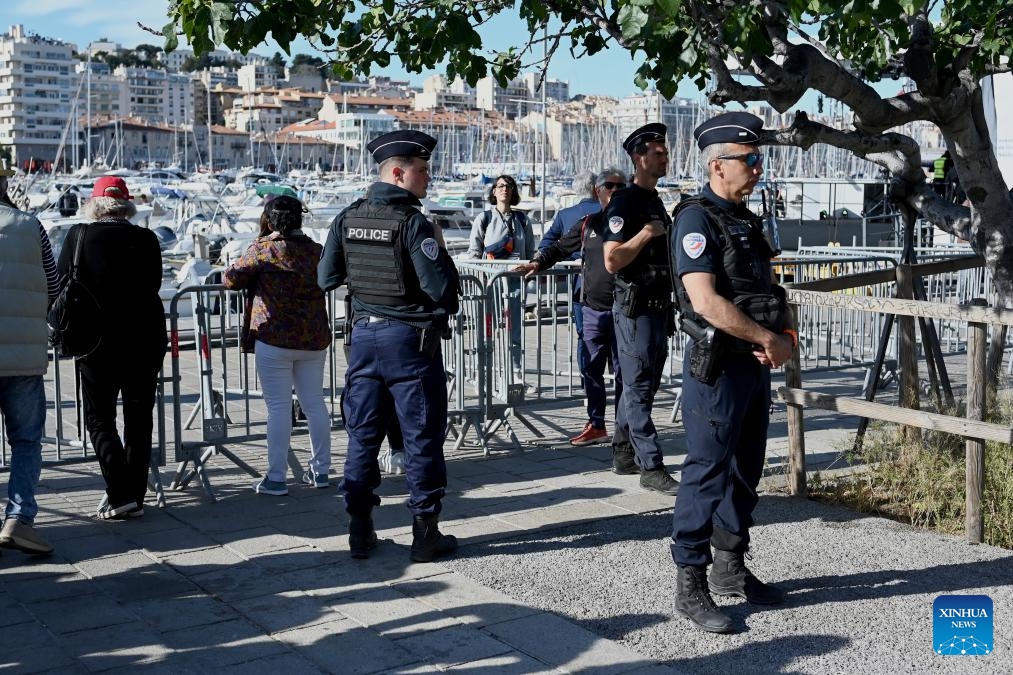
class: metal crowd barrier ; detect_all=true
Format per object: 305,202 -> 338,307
0,347 -> 170,508
8,257 -> 681,487
786,245 -> 995,369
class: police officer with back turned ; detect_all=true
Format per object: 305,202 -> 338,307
602,123 -> 679,495
671,112 -> 795,633
318,130 -> 461,562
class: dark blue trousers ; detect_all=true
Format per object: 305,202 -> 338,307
340,319 -> 448,516
573,299 -> 590,389
670,351 -> 770,567
581,305 -> 621,429
612,306 -> 668,470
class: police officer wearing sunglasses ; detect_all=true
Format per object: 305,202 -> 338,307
670,111 -> 795,633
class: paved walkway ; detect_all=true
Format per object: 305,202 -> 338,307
2,385 -> 1010,674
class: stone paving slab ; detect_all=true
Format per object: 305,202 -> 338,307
3,366 -> 1001,673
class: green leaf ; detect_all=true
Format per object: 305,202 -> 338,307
162,22 -> 179,53
617,5 -> 649,41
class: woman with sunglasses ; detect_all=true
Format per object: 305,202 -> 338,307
467,175 -> 536,376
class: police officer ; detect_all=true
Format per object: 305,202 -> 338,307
670,112 -> 795,633
514,167 -> 628,446
602,124 -> 679,495
318,130 -> 461,562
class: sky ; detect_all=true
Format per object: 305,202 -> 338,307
6,0 -> 709,101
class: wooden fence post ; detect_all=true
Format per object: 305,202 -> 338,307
966,298 -> 987,544
895,264 -> 921,445
785,305 -> 807,496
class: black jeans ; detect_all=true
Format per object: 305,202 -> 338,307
78,346 -> 165,509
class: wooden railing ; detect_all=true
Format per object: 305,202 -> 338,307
780,255 -> 1009,543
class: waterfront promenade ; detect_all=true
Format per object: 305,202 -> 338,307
2,370 -> 1011,674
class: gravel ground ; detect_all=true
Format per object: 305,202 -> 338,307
444,494 -> 1013,675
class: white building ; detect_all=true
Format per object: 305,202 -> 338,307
115,66 -> 193,126
613,91 -> 706,178
522,73 -> 569,102
237,61 -> 278,92
226,89 -> 326,135
75,61 -> 124,121
414,75 -> 476,111
0,25 -> 77,168
85,38 -> 121,58
475,76 -> 531,118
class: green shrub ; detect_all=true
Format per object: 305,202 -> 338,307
809,404 -> 1013,549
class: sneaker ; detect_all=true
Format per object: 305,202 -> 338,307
252,478 -> 289,496
97,502 -> 143,521
302,470 -> 330,489
0,518 -> 53,555
380,450 -> 405,475
570,422 -> 608,446
639,467 -> 680,495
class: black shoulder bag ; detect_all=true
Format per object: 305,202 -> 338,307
48,224 -> 103,358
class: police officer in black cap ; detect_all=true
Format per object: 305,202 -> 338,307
319,129 -> 461,562
602,123 -> 679,495
670,111 -> 795,633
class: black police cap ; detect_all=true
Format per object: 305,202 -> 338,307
693,112 -> 764,149
622,123 -> 667,155
367,130 -> 437,164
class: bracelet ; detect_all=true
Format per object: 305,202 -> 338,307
783,328 -> 799,348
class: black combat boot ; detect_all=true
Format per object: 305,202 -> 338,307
348,510 -> 377,559
410,514 -> 457,562
612,447 -> 638,475
675,565 -> 735,633
639,467 -> 679,495
708,549 -> 785,605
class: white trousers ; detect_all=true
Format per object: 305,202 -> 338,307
254,341 -> 331,482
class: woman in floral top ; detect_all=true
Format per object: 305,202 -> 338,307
223,196 -> 332,495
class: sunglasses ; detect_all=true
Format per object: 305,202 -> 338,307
599,181 -> 626,190
494,183 -> 514,190
717,152 -> 764,167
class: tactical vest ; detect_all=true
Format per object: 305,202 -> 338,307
342,199 -> 425,307
614,227 -> 673,306
673,196 -> 778,328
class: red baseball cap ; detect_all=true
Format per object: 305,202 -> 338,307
92,176 -> 133,200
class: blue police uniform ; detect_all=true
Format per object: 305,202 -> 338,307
319,180 -> 459,516
668,111 -> 787,634
670,184 -> 772,565
602,183 -> 674,476
318,130 -> 461,561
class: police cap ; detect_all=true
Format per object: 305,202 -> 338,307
622,123 -> 667,155
693,111 -> 764,149
367,130 -> 437,164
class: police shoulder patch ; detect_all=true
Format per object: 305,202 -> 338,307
608,217 -> 624,233
420,237 -> 440,261
682,232 -> 707,259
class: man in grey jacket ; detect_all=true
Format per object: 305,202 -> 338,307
0,160 -> 59,555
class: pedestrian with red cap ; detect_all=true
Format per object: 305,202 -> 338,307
57,176 -> 168,520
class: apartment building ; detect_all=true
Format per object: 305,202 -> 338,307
0,25 -> 77,168
414,75 -> 476,111
114,66 -> 192,126
475,75 -> 531,118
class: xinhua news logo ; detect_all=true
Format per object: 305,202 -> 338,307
933,595 -> 993,656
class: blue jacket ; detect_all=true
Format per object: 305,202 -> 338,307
539,197 -> 600,261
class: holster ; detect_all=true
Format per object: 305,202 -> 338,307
342,296 -> 353,357
420,327 -> 442,358
681,317 -> 725,385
